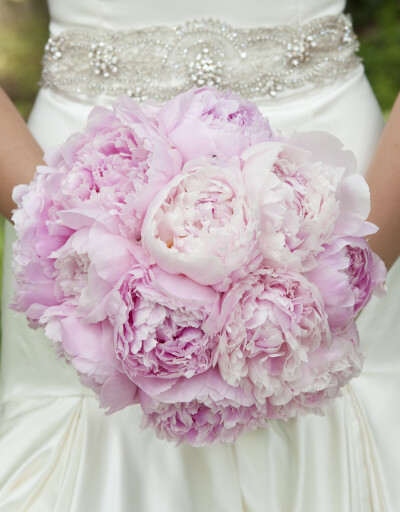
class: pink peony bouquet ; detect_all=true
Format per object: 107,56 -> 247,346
11,87 -> 386,446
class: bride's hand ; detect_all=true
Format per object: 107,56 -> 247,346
366,92 -> 400,271
0,87 -> 44,221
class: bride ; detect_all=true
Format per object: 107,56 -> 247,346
0,0 -> 399,510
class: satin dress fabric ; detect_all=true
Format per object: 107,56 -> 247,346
1,1 -> 400,510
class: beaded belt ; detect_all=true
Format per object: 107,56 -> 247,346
40,14 -> 360,102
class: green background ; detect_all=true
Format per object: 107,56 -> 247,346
0,0 -> 399,296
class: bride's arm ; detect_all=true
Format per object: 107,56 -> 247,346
366,93 -> 400,271
0,87 -> 44,221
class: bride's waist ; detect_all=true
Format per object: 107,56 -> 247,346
41,13 -> 360,103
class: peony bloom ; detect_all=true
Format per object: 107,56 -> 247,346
59,97 -> 182,241
42,312 -> 138,414
50,222 -> 141,323
140,394 -> 265,446
266,320 -> 364,420
141,157 -> 260,289
108,265 -> 220,395
158,87 -> 271,162
11,173 -> 71,326
241,134 -> 361,272
308,236 -> 387,331
207,269 -> 332,405
138,367 -> 266,446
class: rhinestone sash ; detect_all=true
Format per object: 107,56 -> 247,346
40,14 -> 360,102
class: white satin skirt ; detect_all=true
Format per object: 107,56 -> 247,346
1,64 -> 400,512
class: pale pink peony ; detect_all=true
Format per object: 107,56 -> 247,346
266,321 -> 364,420
158,87 -> 271,162
141,157 -> 260,289
206,269 -> 334,405
241,133 -> 364,272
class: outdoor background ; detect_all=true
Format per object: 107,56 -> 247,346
0,0 -> 399,302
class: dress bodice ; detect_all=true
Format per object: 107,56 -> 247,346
48,0 -> 346,33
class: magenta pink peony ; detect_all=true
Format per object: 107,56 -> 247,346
11,87 -> 386,445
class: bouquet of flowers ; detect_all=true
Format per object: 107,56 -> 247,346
11,87 -> 386,446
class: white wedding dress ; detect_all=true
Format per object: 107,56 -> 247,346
1,1 -> 400,510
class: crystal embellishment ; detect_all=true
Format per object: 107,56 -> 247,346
40,15 -> 360,101
88,41 -> 119,78
188,46 -> 224,87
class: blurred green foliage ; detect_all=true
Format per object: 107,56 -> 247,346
347,0 -> 400,113
0,0 -> 49,118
